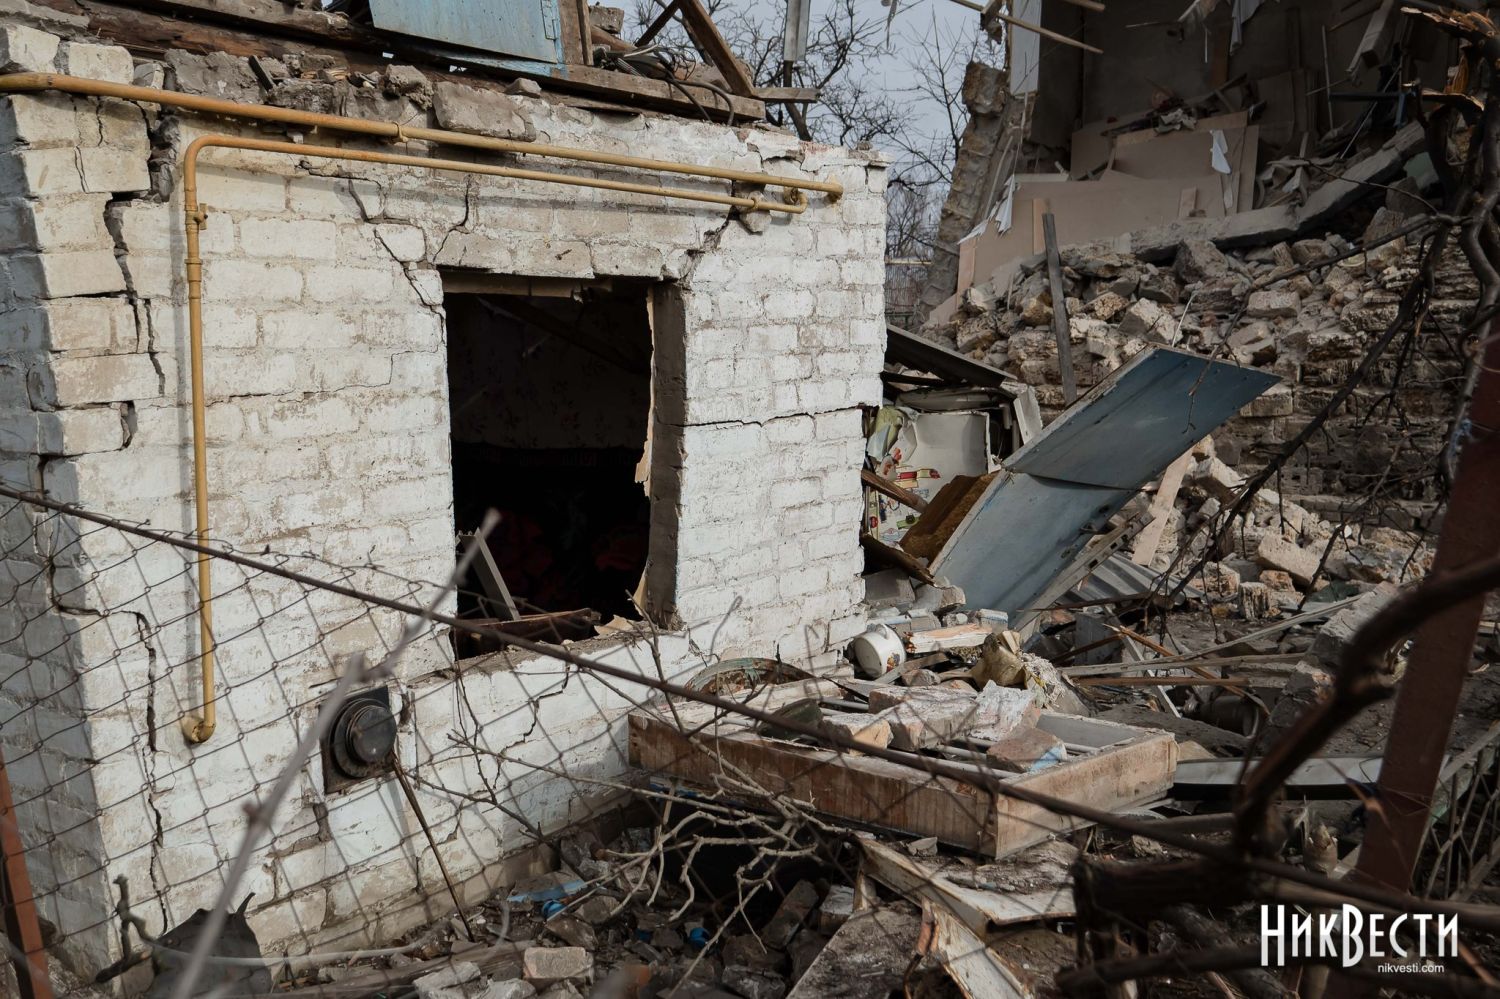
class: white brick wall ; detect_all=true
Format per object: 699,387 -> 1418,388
0,22 -> 885,976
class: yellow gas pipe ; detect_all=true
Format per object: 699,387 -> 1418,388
0,73 -> 842,744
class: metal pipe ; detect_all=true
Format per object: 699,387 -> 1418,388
0,73 -> 843,199
0,72 -> 842,743
186,135 -> 809,215
172,126 -> 811,743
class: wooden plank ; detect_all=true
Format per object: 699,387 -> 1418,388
631,702 -> 1177,858
860,840 -> 1075,933
754,86 -> 820,102
629,712 -> 997,851
46,0 -> 765,121
1041,212 -> 1077,404
1128,451 -> 1191,566
1178,185 -> 1198,219
928,904 -> 1032,999
1348,0 -> 1397,72
0,750 -> 53,999
861,467 -> 930,514
988,728 -> 1177,854
676,0 -> 758,97
563,0 -> 590,65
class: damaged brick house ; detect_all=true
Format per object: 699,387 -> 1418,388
0,0 -> 886,978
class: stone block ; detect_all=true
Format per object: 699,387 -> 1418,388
33,353 -> 159,407
870,683 -> 1036,750
8,250 -> 125,299
1254,535 -> 1321,587
478,982 -> 537,999
1246,383 -> 1293,417
58,41 -> 133,84
985,724 -> 1067,772
522,946 -> 591,987
1118,298 -> 1168,339
1311,590 -> 1392,666
414,960 -> 482,999
1258,569 -> 1296,592
36,406 -> 126,455
433,81 -> 536,141
0,147 -> 86,196
1187,456 -> 1244,503
1246,289 -> 1300,319
763,879 -> 819,948
1089,291 -> 1129,320
1174,238 -> 1228,283
77,147 -> 148,195
237,217 -> 337,258
0,24 -> 58,74
818,710 -> 891,750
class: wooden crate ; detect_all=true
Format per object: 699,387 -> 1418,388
628,683 -> 1177,858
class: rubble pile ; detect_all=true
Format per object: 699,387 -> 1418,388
925,208 -> 1476,520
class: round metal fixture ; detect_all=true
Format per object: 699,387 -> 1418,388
330,700 -> 397,781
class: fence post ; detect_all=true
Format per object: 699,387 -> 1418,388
0,748 -> 53,999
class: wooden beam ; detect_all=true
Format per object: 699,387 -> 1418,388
1042,212 -> 1078,404
675,0 -> 758,97
1128,452 -> 1191,565
40,0 -> 765,121
754,86 -> 820,102
861,467 -> 930,514
860,532 -> 937,585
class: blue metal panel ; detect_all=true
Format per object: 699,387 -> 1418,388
1005,347 -> 1280,490
927,348 -> 1278,614
931,473 -> 1134,617
369,0 -> 564,65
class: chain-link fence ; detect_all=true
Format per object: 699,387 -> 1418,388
0,479 -> 1494,999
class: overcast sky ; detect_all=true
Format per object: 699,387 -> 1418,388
757,0 -> 989,154
717,0 -> 997,164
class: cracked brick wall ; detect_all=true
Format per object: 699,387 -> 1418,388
0,15 -> 886,975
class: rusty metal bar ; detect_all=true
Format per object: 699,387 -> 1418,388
0,749 -> 53,999
1355,317 -> 1500,892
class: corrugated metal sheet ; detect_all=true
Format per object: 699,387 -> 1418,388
1006,347 -> 1280,490
1068,554 -> 1200,604
930,348 -> 1278,613
369,0 -> 564,64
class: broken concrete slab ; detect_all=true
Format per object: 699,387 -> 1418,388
433,81 -> 537,141
762,880 -> 820,948
818,710 -> 892,750
784,907 -> 921,999
1255,535 -> 1323,587
870,682 -> 1038,750
1174,238 -> 1229,283
414,960 -> 483,999
1245,288 -> 1300,319
1310,590 -> 1392,666
522,947 -> 590,988
907,621 -> 991,653
986,725 -> 1068,772
862,568 -> 915,610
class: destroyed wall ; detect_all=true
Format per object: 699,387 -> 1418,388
934,221 -> 1474,525
0,16 -> 886,974
1023,0 -> 1422,163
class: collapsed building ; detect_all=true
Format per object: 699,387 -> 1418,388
0,0 -> 1496,997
